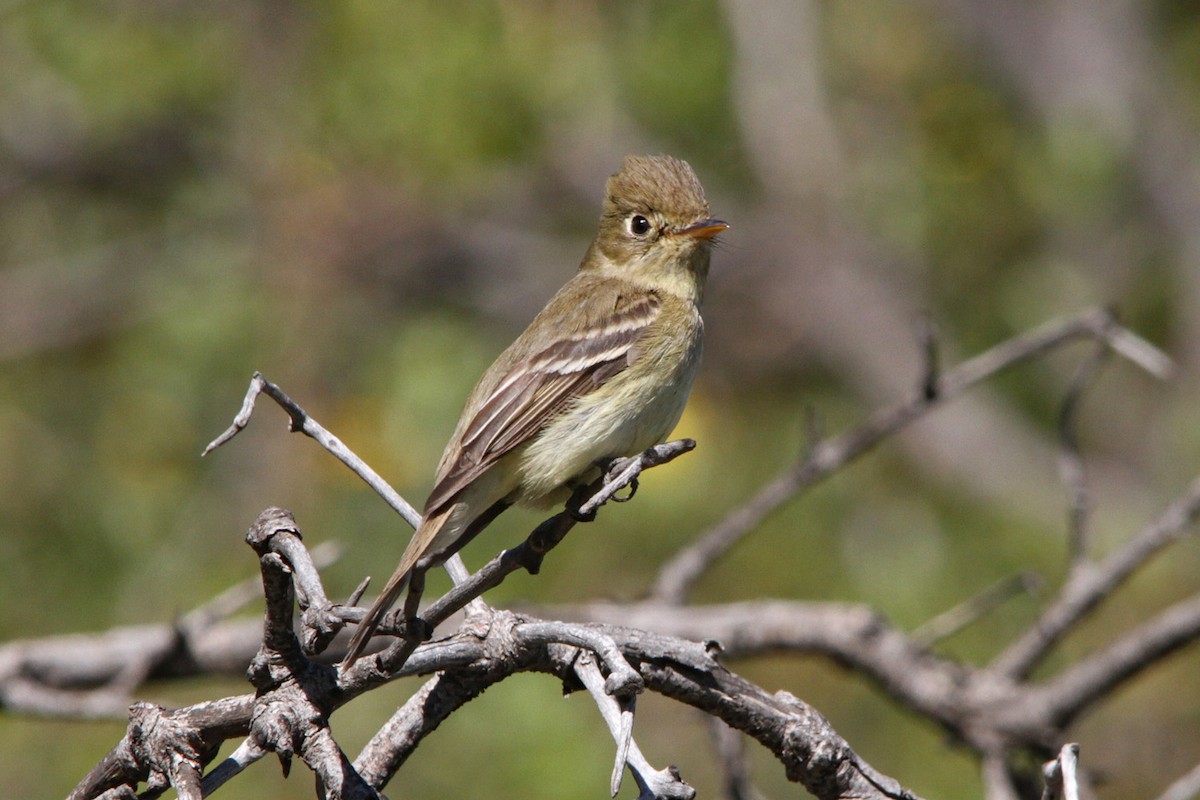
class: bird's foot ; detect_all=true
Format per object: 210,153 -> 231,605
611,475 -> 638,502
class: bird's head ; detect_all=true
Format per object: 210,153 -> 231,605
585,154 -> 727,303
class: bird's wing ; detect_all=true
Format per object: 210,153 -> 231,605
423,290 -> 660,515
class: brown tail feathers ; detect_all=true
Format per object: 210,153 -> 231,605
342,508 -> 456,667
342,563 -> 411,666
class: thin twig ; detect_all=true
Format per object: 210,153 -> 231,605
1034,592 -> 1200,727
1057,344 -> 1109,566
982,750 -> 1023,800
202,371 -> 421,528
201,379 -> 691,640
709,717 -> 761,800
201,372 -> 480,610
1156,761 -> 1200,800
917,315 -> 940,401
573,653 -> 637,797
911,572 -> 1043,649
993,473 -> 1200,678
1041,743 -> 1081,800
518,622 -> 643,697
650,308 -> 1173,604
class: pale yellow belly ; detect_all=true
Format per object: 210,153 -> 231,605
514,339 -> 701,507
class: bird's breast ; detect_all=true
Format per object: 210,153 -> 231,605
515,308 -> 703,506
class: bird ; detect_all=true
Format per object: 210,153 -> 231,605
343,154 -> 726,666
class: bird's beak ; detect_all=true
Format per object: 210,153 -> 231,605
676,219 -> 729,240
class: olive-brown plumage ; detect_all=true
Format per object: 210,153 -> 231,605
344,155 -> 726,666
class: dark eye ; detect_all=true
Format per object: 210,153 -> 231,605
628,214 -> 652,236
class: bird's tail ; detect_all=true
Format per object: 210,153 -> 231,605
342,508 -> 453,667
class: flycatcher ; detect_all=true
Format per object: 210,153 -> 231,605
344,154 -> 726,666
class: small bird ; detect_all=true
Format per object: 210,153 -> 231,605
343,155 -> 726,666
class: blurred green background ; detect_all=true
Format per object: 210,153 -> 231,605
3,0 -> 1200,797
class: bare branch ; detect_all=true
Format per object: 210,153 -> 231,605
203,371 -> 422,528
352,626 -> 526,788
642,661 -> 918,799
519,621 -> 643,697
571,652 -> 693,800
1041,743 -> 1081,800
1034,593 -> 1200,728
650,308 -> 1173,604
982,751 -> 1023,800
1057,344 -> 1109,566
70,695 -> 256,800
242,510 -> 383,798
202,372 -> 493,634
0,543 -> 344,721
550,600 -> 988,748
709,718 -> 763,800
911,572 -> 1043,649
96,559 -> 920,800
1156,761 -> 1200,800
993,473 -> 1200,678
201,376 -> 694,674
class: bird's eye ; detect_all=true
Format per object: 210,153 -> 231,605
628,214 -> 652,237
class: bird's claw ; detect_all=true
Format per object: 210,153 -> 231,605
569,506 -> 598,523
611,476 -> 638,502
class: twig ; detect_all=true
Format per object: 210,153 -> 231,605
917,315 -> 940,401
1156,761 -> 1200,800
518,621 -> 643,697
350,611 -> 901,799
352,668 -> 500,789
243,511 -> 382,799
911,572 -> 1043,649
0,541 -> 333,721
1035,592 -> 1200,728
180,540 -> 342,635
1041,743 -> 1081,800
993,472 -> 1200,679
1057,344 -> 1109,566
981,751 -> 1022,800
572,653 -> 661,799
584,440 -> 697,516
63,315 -> 1187,798
650,308 -> 1173,605
555,593 -> 1199,764
74,525 -> 924,800
70,695 -> 258,800
201,371 -> 482,619
203,371 -> 421,528
709,717 -> 761,800
201,379 -> 691,651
